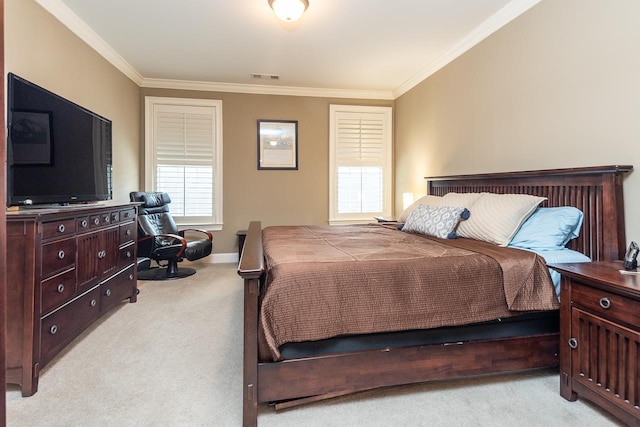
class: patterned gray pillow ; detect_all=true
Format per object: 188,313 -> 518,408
402,205 -> 470,239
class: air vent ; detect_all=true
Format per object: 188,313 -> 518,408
250,73 -> 280,80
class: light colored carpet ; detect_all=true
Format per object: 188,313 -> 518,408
6,263 -> 622,426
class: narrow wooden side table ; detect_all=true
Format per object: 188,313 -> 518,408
237,230 -> 247,260
549,261 -> 640,426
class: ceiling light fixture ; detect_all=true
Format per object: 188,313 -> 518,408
268,0 -> 309,22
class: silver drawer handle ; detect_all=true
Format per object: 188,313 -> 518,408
57,250 -> 65,259
599,297 -> 611,309
104,216 -> 110,223
57,284 -> 65,293
81,220 -> 88,228
58,224 -> 65,233
105,289 -> 112,297
568,338 -> 578,349
90,299 -> 97,307
97,250 -> 106,259
50,325 -> 58,335
129,274 -> 134,281
126,229 -> 132,236
94,218 -> 100,225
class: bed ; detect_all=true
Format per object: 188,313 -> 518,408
237,165 -> 632,427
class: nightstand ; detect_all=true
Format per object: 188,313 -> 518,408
237,230 -> 247,259
549,261 -> 640,426
373,216 -> 395,223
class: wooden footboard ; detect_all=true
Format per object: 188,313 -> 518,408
257,334 -> 559,403
238,221 -> 264,427
237,165 -> 632,427
238,223 -> 559,427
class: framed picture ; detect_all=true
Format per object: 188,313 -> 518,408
11,111 -> 53,165
257,119 -> 298,170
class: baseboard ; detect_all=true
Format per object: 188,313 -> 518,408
201,252 -> 238,264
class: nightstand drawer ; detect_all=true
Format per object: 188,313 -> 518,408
572,284 -> 640,330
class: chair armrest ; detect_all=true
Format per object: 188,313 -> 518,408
139,233 -> 188,257
178,228 -> 213,241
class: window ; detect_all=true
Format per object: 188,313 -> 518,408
329,105 -> 392,225
145,97 -> 223,229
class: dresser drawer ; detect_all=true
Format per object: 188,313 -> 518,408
41,268 -> 76,315
40,286 -> 101,366
42,219 -> 76,240
120,207 -> 136,222
100,265 -> 136,313
118,242 -> 135,268
100,211 -> 113,226
41,238 -> 76,278
572,283 -> 640,330
89,212 -> 114,228
119,221 -> 136,245
77,216 -> 91,231
89,214 -> 102,228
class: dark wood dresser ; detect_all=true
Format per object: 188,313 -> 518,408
5,202 -> 138,396
551,261 -> 640,426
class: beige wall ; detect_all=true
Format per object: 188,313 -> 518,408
4,0 -> 392,256
141,88 -> 393,253
5,0 -> 140,205
395,0 -> 640,245
12,0 -> 638,255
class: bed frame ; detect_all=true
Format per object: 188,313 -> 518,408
238,165 -> 632,426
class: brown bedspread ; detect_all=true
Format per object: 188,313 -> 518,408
259,224 -> 559,361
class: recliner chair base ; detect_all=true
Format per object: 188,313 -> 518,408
137,266 -> 197,281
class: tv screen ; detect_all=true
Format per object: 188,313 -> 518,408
6,73 -> 113,207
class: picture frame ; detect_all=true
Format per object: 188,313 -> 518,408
10,111 -> 53,165
257,119 -> 298,170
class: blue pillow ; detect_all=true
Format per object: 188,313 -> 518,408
508,207 -> 584,251
520,248 -> 591,298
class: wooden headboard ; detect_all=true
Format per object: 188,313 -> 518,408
425,165 -> 632,262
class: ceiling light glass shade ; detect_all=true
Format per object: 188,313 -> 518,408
269,0 -> 309,22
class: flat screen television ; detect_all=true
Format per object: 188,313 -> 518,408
6,73 -> 113,207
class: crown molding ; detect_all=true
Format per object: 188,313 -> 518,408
141,78 -> 394,100
393,0 -> 541,99
37,0 -> 538,100
34,0 -> 392,99
35,0 -> 144,86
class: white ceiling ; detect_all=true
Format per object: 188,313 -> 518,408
39,0 -> 540,99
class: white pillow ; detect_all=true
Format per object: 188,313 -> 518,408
442,192 -> 482,208
397,192 -> 481,223
397,195 -> 442,223
456,193 -> 546,246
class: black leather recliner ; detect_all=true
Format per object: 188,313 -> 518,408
130,191 -> 213,280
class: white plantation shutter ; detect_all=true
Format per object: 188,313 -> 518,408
330,105 -> 392,224
145,98 -> 223,229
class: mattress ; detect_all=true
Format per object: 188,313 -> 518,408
259,224 -> 559,361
